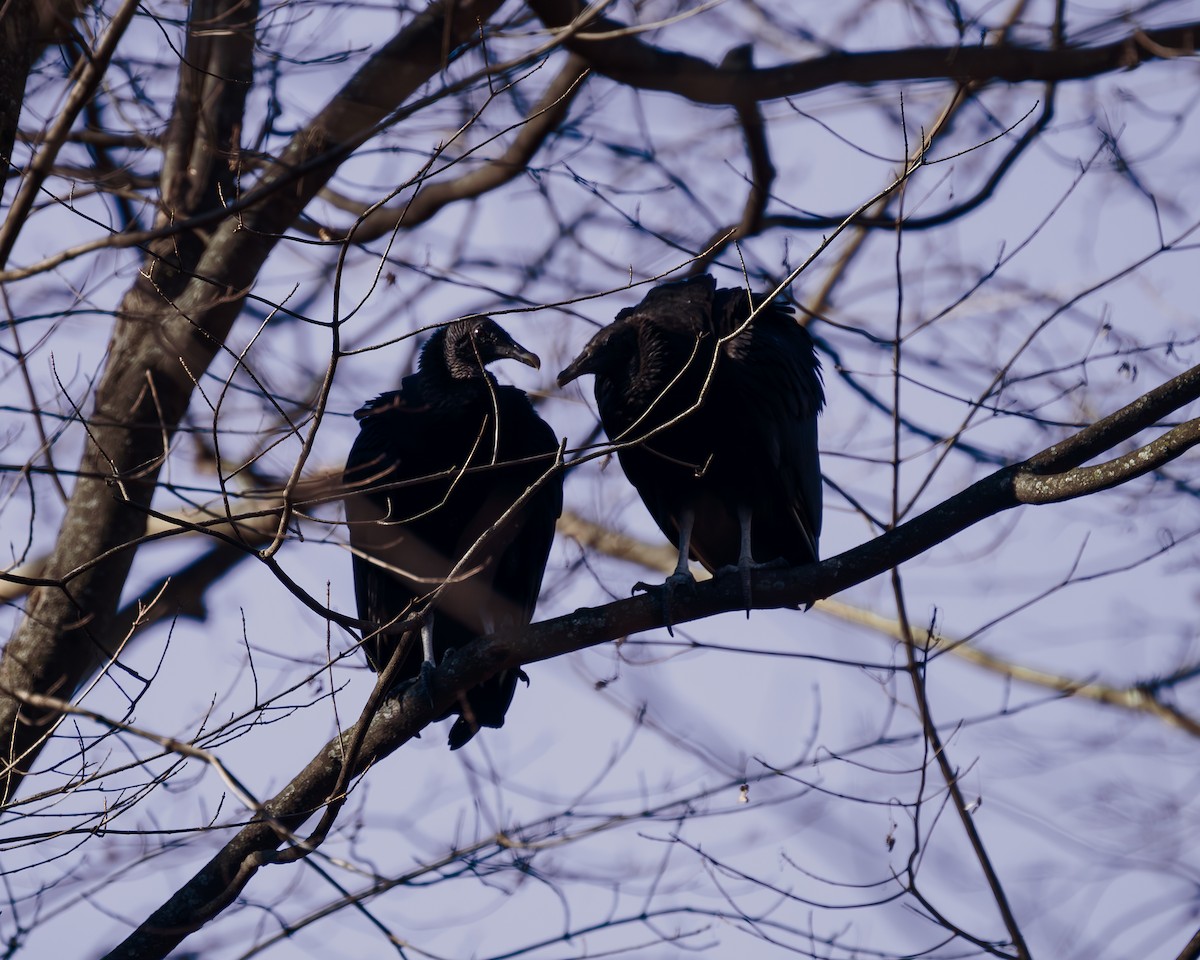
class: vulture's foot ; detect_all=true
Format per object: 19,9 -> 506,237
717,557 -> 786,615
418,658 -> 439,708
634,571 -> 696,635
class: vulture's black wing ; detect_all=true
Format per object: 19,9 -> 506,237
559,275 -> 824,592
712,286 -> 824,565
445,386 -> 562,748
345,375 -> 561,748
344,377 -> 445,679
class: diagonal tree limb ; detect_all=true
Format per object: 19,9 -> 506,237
1176,927 -> 1200,960
100,357 -> 1200,960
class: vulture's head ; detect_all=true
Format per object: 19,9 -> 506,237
556,319 -> 641,388
425,318 -> 540,380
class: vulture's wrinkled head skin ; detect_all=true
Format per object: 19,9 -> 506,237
424,317 -> 541,381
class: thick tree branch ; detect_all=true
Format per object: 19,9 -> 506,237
1024,362 -> 1200,474
526,0 -> 1196,104
1017,417 -> 1200,502
243,0 -> 506,241
101,358 -> 1200,960
0,0 -> 260,806
0,0 -> 511,807
561,509 -> 1200,737
1176,927 -> 1200,960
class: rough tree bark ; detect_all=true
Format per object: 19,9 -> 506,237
0,0 -> 87,201
0,0 -> 506,804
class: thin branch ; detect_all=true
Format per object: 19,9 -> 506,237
893,574 -> 1030,959
777,87 -> 1056,232
6,690 -> 267,814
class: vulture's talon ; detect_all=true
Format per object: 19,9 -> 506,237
418,659 -> 438,708
635,571 -> 696,635
717,561 -> 757,615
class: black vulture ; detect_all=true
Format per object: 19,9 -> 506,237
557,274 -> 823,603
344,318 -> 562,748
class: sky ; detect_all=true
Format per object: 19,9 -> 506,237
2,1 -> 1200,958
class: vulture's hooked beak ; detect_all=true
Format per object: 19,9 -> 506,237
557,353 -> 591,387
497,340 -> 541,370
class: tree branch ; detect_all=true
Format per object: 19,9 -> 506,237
689,45 -> 775,273
561,509 -> 1200,737
0,0 -> 87,205
527,0 -> 1197,105
893,570 -> 1030,960
330,54 -> 591,243
101,357 -> 1200,960
1176,926 -> 1200,960
1017,417 -> 1200,503
0,0 -> 261,806
0,0 -> 141,267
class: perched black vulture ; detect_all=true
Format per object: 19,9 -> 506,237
344,318 -> 562,748
558,274 -> 823,602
